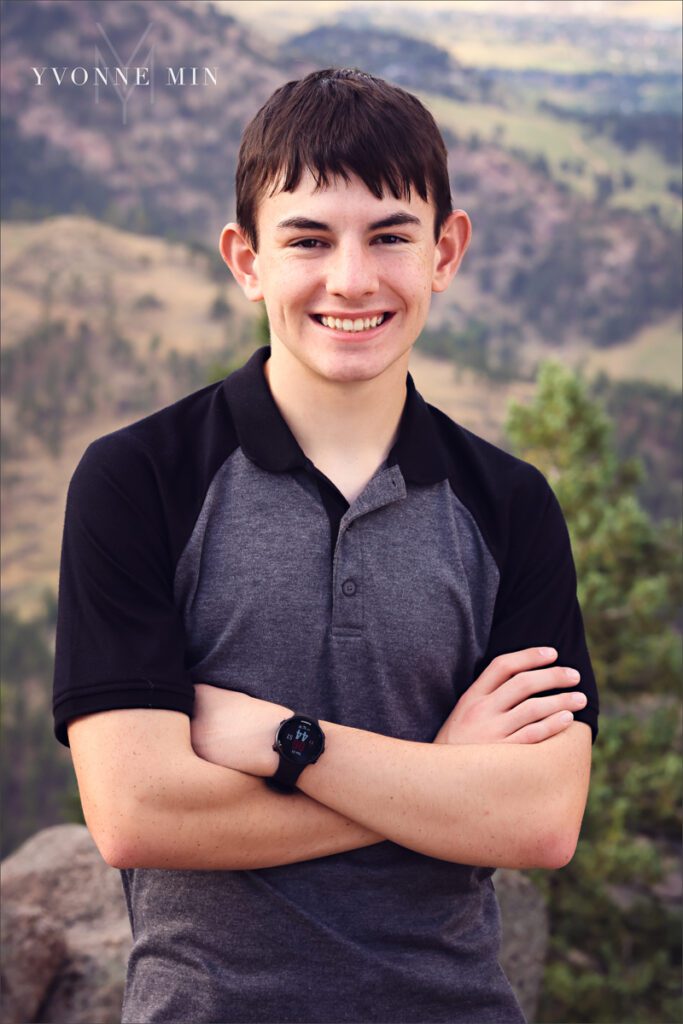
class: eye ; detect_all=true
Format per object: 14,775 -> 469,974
290,238 -> 327,249
372,234 -> 408,245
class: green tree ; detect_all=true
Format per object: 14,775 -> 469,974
506,362 -> 682,1024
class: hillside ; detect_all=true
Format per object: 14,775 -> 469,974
285,24 -> 497,102
0,214 -> 254,613
1,0 -> 291,237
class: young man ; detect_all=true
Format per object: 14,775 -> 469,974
54,69 -> 599,1024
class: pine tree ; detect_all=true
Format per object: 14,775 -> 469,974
506,362 -> 682,1024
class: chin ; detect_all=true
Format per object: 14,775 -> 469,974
313,345 -> 413,385
316,359 -> 392,385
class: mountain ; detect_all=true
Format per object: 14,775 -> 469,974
284,23 -> 496,102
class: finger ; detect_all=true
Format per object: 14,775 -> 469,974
495,665 -> 582,712
474,647 -> 558,695
503,709 -> 577,744
505,690 -> 587,731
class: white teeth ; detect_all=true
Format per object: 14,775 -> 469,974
319,314 -> 386,332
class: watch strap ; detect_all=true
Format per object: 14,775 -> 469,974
265,756 -> 304,793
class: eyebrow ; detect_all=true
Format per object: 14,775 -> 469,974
275,213 -> 423,232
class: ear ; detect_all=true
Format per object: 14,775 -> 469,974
432,210 -> 472,294
219,222 -> 264,302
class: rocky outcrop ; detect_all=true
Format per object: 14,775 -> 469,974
1,825 -> 548,1024
0,902 -> 67,1024
1,825 -> 131,1024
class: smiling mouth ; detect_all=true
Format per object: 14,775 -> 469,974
311,312 -> 393,333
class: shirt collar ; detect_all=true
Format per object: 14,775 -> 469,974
222,346 -> 448,485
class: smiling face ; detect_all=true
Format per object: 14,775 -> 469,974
222,169 -> 470,387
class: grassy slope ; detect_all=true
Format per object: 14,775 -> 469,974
1,216 -> 254,617
575,311 -> 682,388
0,215 -> 250,356
423,91 -> 682,229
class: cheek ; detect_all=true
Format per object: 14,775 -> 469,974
388,253 -> 433,300
270,262 -> 313,304
401,276 -> 434,316
260,270 -> 309,326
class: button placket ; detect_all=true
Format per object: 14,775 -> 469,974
330,467 -> 406,636
332,518 -> 364,633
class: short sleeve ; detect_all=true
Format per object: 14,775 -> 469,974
53,434 -> 194,747
481,471 -> 600,744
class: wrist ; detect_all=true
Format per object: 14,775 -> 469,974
263,706 -> 294,776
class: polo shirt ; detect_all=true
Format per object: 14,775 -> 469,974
53,344 -> 599,1024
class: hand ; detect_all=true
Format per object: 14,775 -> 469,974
191,685 -> 293,776
434,647 -> 587,745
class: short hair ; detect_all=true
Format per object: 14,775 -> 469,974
235,68 -> 452,251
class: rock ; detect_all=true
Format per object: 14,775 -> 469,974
495,868 -> 549,1023
0,902 -> 66,1024
1,826 -> 547,1024
1,825 -> 131,1024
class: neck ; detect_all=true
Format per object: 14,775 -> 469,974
263,344 -> 409,471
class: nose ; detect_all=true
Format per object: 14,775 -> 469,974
325,241 -> 379,299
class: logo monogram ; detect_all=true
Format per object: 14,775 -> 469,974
94,21 -> 155,125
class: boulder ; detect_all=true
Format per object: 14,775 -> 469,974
0,901 -> 66,1024
1,825 -> 130,1024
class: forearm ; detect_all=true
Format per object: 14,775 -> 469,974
131,757 -> 385,868
70,707 -> 385,871
296,719 -> 564,869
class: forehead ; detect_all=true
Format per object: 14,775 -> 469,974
257,168 -> 434,230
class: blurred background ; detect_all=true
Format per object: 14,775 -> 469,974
1,2 -> 681,1022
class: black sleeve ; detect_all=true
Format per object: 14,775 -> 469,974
481,469 -> 600,745
52,433 -> 194,747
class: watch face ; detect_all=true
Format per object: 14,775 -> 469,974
277,717 -> 324,763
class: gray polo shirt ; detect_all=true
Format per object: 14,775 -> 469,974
53,345 -> 599,1023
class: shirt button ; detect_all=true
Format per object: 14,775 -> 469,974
342,579 -> 357,596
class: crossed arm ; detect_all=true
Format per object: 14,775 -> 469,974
69,648 -> 592,872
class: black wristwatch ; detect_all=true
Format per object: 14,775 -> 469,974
266,714 -> 326,793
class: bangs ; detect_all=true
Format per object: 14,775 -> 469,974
236,69 -> 451,250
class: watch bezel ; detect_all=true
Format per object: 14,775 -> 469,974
273,714 -> 325,766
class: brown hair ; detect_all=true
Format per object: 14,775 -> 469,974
235,68 -> 452,251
